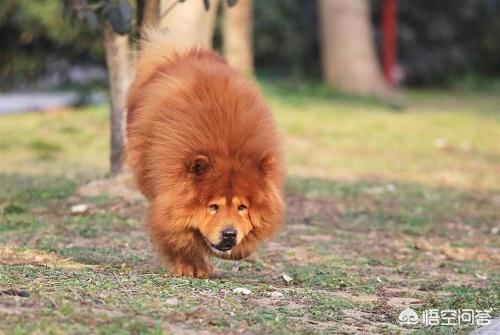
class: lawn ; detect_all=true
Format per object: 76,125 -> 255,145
0,83 -> 499,334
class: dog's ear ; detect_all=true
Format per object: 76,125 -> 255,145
259,154 -> 276,175
189,155 -> 210,176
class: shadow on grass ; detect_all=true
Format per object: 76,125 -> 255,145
285,175 -> 499,236
1,173 -> 498,267
260,77 -> 406,111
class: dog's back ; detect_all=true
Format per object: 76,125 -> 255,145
126,30 -> 283,200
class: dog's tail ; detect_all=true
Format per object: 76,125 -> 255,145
127,27 -> 208,124
132,27 -> 205,86
139,27 -> 206,67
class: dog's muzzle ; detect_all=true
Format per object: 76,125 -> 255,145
206,228 -> 237,255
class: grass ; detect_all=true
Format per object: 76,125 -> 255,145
0,83 -> 499,334
1,82 -> 500,190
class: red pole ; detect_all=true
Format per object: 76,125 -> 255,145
382,0 -> 397,86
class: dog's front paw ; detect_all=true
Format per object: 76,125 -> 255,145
172,262 -> 213,278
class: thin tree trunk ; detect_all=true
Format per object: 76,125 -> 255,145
160,0 -> 219,48
223,0 -> 253,76
137,0 -> 161,36
319,0 -> 393,97
103,23 -> 131,176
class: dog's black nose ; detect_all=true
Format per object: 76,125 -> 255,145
213,229 -> 237,251
222,228 -> 237,240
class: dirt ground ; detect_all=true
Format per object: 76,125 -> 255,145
1,174 -> 498,334
1,87 -> 499,333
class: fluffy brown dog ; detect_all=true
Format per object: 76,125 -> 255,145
126,31 -> 284,278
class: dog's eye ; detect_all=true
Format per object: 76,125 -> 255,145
237,204 -> 247,212
209,204 -> 219,215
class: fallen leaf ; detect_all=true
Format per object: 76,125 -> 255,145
166,297 -> 178,306
475,273 -> 488,280
440,244 -> 500,261
282,273 -> 293,285
71,204 -> 88,214
414,239 -> 432,251
233,287 -> 251,295
441,245 -> 465,261
386,184 -> 396,192
270,291 -> 283,298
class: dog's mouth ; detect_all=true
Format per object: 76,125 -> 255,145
204,238 -> 234,256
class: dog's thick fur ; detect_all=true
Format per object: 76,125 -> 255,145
126,30 -> 284,278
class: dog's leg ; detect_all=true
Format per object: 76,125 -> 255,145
164,238 -> 213,278
170,257 -> 213,278
148,205 -> 213,278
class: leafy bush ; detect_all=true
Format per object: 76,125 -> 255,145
1,0 -> 500,88
0,0 -> 103,89
254,0 -> 319,78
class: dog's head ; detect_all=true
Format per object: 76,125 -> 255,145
185,153 -> 283,257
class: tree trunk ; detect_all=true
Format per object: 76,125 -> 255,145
137,0 -> 161,36
318,0 -> 393,97
223,0 -> 254,76
103,23 -> 131,176
160,0 -> 219,48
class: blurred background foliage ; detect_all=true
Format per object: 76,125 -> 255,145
375,0 -> 500,85
1,0 -> 500,89
0,0 -> 103,89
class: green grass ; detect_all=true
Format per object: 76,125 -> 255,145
0,106 -> 109,176
1,83 -> 499,189
1,83 -> 499,334
268,84 -> 500,190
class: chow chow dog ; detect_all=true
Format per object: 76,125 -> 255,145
126,30 -> 284,278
